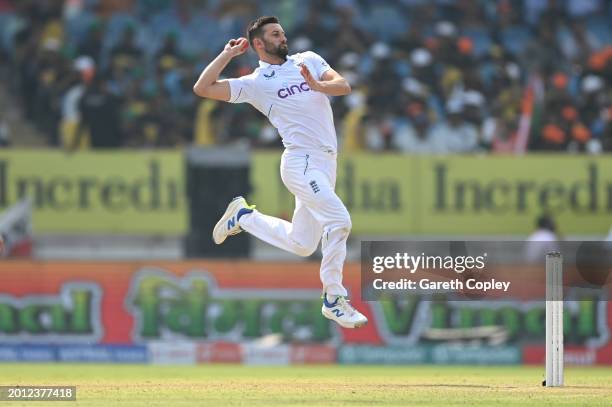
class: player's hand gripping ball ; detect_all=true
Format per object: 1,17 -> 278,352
227,37 -> 249,55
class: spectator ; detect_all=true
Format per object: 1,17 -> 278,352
392,21 -> 425,58
32,38 -> 65,146
525,214 -> 560,263
367,43 -> 400,117
560,20 -> 602,64
409,48 -> 439,98
60,56 -> 95,150
363,114 -> 394,151
483,113 -> 520,153
78,22 -> 105,65
76,74 -> 122,148
392,97 -> 447,154
155,32 -> 181,71
109,25 -> 143,74
436,99 -> 479,153
524,22 -> 566,75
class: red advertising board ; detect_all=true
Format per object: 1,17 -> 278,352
0,261 -> 370,345
0,261 -> 610,365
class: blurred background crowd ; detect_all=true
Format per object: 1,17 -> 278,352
0,0 -> 611,153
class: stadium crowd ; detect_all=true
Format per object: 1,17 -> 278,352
0,0 -> 611,153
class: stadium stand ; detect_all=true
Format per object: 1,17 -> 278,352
0,0 -> 610,153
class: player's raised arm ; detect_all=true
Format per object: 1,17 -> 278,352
300,65 -> 351,97
193,37 -> 249,101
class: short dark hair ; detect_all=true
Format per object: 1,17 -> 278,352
247,16 -> 279,48
537,214 -> 556,232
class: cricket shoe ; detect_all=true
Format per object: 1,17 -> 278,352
212,196 -> 255,245
321,294 -> 368,328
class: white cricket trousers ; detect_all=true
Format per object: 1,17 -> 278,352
240,148 -> 351,297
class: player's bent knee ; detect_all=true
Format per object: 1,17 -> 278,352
290,237 -> 318,257
340,215 -> 352,232
294,244 -> 317,257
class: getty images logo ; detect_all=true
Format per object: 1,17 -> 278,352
277,82 -> 310,99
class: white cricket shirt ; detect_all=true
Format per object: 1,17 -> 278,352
227,51 -> 337,153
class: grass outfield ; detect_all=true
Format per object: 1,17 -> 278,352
1,364 -> 612,406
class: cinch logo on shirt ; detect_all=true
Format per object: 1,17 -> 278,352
277,82 -> 310,99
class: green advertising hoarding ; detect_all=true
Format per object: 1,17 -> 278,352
0,150 -> 186,234
0,150 -> 609,235
251,153 -> 612,236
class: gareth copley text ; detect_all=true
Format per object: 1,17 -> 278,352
372,278 -> 511,292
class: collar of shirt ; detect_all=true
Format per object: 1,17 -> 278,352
258,55 -> 298,69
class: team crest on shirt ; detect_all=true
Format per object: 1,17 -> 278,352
263,70 -> 275,79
